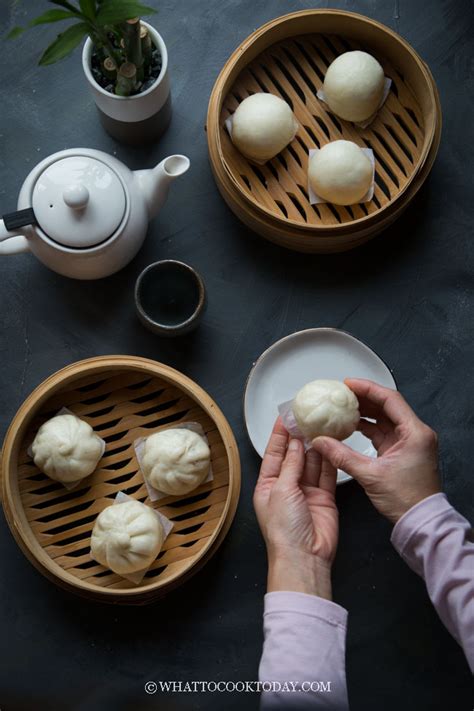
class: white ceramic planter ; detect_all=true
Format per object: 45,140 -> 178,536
82,22 -> 171,144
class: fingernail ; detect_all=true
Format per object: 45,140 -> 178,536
289,439 -> 300,451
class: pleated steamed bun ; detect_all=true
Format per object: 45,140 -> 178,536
323,50 -> 385,122
309,140 -> 373,205
91,500 -> 164,575
231,92 -> 298,162
31,413 -> 103,484
142,428 -> 211,496
293,380 -> 360,441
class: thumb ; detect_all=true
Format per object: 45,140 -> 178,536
278,438 -> 305,486
312,436 -> 371,483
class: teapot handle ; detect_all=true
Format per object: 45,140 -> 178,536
0,217 -> 30,255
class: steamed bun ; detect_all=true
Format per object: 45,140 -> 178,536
91,500 -> 164,575
231,93 -> 298,162
323,50 -> 385,122
31,413 -> 103,484
309,140 -> 372,205
142,428 -> 211,496
293,380 -> 359,441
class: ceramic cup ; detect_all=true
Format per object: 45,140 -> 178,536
135,260 -> 206,336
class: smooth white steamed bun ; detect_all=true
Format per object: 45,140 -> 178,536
309,140 -> 372,205
31,413 -> 103,484
91,500 -> 164,575
142,428 -> 211,496
293,380 -> 360,441
323,50 -> 385,122
231,93 -> 298,162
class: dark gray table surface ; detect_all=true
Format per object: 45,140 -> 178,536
1,1 -> 473,710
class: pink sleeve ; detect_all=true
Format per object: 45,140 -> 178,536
259,591 -> 349,709
391,492 -> 474,673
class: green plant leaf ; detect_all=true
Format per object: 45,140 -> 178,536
79,0 -> 95,19
31,8 -> 78,25
7,26 -> 25,39
7,8 -> 79,39
48,1 -> 81,11
96,0 -> 156,26
39,22 -> 89,65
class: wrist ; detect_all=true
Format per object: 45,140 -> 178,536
267,548 -> 332,600
389,486 -> 442,524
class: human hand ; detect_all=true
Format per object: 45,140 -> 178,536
253,418 -> 339,599
312,379 -> 441,524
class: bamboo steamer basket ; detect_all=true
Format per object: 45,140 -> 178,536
214,104 -> 441,253
207,9 -> 441,252
1,356 -> 241,604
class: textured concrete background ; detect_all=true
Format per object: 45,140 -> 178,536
1,1 -> 473,709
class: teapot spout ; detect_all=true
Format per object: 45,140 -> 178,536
135,155 -> 190,220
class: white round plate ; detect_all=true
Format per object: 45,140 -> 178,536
244,328 -> 396,484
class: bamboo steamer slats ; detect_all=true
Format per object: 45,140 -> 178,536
1,357 -> 241,604
207,10 -> 441,252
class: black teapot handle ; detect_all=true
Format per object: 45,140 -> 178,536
3,208 -> 37,231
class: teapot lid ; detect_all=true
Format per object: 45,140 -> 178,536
32,155 -> 126,249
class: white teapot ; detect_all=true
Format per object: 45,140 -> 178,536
0,148 -> 190,279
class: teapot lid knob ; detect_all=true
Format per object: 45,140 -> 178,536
63,184 -> 89,210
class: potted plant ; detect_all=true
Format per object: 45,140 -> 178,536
9,1 -> 172,144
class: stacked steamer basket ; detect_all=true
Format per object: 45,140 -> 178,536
207,10 -> 442,253
1,357 -> 240,604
